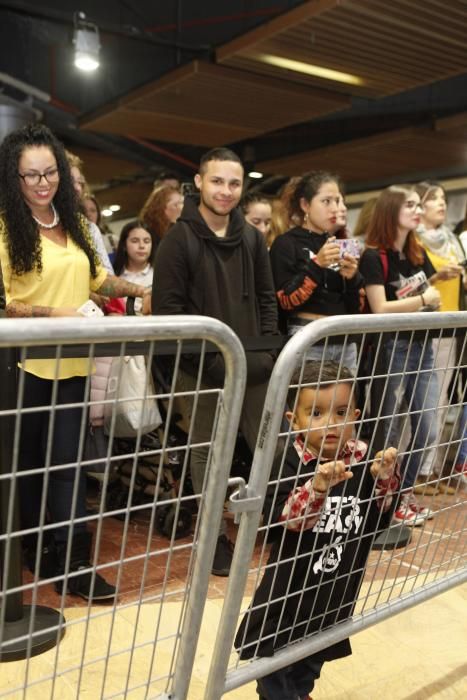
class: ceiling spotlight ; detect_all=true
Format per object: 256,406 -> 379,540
109,204 -> 121,212
73,12 -> 101,72
248,171 -> 263,179
102,208 -> 113,217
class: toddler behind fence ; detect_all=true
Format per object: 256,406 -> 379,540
235,360 -> 400,700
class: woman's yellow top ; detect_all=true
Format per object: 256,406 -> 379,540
0,217 -> 107,380
425,248 -> 461,312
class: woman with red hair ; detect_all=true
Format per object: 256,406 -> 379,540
139,185 -> 183,254
359,184 -> 441,526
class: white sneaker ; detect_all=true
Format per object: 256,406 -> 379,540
393,490 -> 434,526
393,492 -> 426,527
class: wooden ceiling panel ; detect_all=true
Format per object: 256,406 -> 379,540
217,0 -> 467,97
80,60 -> 349,145
83,107 -> 255,146
71,147 -> 143,187
94,181 -> 154,222
257,126 -> 467,185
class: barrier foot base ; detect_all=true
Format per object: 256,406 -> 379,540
0,605 -> 65,662
372,525 -> 412,551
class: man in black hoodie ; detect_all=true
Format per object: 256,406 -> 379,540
152,148 -> 278,575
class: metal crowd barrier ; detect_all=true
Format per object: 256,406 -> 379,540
205,312 -> 467,699
0,315 -> 247,699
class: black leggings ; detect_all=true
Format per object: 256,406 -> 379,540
18,372 -> 88,545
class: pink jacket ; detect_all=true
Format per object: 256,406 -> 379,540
90,356 -> 113,426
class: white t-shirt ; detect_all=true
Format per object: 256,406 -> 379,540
120,264 -> 153,312
88,221 -> 114,274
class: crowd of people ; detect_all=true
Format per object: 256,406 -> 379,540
0,122 -> 466,698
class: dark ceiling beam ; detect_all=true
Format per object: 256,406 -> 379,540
0,70 -> 185,175
0,1 -> 211,52
345,164 -> 467,195
144,7 -> 284,34
125,136 -> 198,171
234,108 -> 465,164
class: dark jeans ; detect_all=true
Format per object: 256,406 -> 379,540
176,369 -> 269,535
18,372 -> 88,545
256,657 -> 324,699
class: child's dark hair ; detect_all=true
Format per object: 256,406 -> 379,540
113,219 -> 154,275
287,360 -> 357,412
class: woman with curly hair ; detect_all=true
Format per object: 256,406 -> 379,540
0,123 -> 151,601
139,185 -> 183,253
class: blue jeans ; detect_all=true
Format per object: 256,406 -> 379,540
288,323 -> 358,375
257,657 -> 324,700
457,402 -> 467,465
381,339 -> 439,490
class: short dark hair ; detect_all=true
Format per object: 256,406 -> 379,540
199,147 -> 243,174
287,360 -> 356,412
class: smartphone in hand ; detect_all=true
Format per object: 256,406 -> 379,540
77,300 -> 104,317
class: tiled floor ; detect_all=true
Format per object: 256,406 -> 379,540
4,479 -> 467,699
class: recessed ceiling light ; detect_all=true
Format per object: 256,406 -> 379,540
109,204 -> 121,212
255,54 -> 364,86
248,171 -> 263,179
102,208 -> 113,217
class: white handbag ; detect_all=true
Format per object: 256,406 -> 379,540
103,355 -> 162,437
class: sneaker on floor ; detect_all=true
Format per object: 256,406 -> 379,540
453,462 -> 467,488
56,568 -> 116,601
212,535 -> 233,576
406,490 -> 434,520
393,492 -> 426,527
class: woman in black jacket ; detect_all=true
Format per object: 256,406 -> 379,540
269,171 -> 363,374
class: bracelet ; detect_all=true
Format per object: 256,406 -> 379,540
420,293 -> 425,306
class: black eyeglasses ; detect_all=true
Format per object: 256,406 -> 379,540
18,168 -> 60,186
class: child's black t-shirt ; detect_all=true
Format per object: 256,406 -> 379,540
235,443 -> 393,663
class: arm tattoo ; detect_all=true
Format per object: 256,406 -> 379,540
96,274 -> 145,299
7,301 -> 52,318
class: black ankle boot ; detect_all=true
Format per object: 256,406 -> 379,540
24,535 -> 59,579
55,532 -> 116,602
